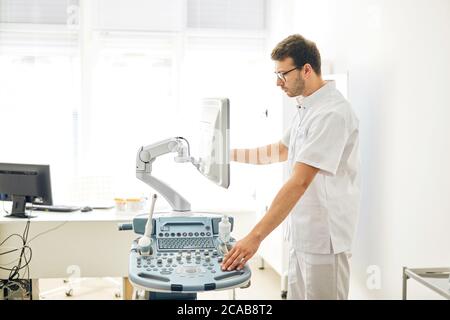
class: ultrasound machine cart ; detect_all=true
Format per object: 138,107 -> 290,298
118,99 -> 251,299
120,212 -> 251,300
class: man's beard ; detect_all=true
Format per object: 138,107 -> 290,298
287,77 -> 305,97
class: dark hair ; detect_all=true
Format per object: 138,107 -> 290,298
271,34 -> 322,75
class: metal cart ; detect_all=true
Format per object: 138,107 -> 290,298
402,267 -> 450,299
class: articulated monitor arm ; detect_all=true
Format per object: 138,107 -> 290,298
136,137 -> 199,212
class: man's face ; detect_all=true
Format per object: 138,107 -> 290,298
275,57 -> 305,97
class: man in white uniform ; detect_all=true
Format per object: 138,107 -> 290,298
221,34 -> 360,300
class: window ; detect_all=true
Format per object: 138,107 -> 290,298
0,0 -> 80,203
0,0 -> 267,210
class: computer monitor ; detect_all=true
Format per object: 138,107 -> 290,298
196,97 -> 230,188
0,163 -> 53,218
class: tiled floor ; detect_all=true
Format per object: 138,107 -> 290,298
37,256 -> 283,300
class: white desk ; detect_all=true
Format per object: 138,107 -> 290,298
0,209 -> 138,298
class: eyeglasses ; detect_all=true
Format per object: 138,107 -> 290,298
274,67 -> 299,82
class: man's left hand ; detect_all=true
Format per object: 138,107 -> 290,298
221,233 -> 261,271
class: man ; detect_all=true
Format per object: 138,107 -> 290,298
221,34 -> 360,300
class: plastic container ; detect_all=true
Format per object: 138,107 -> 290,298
114,198 -> 126,212
126,198 -> 145,213
218,215 -> 231,244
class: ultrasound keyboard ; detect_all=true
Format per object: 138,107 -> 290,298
127,213 -> 251,293
158,237 -> 215,250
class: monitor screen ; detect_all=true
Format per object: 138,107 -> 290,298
196,98 -> 230,188
0,163 -> 53,218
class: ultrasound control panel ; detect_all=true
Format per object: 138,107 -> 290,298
128,213 -> 251,293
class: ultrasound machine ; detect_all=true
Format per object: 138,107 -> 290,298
118,98 -> 251,300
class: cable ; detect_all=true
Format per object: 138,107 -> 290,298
0,233 -> 25,248
0,254 -> 26,268
0,203 -> 69,299
27,221 -> 68,244
6,221 -> 31,276
0,219 -> 33,299
0,240 -> 28,268
1,247 -> 31,272
0,248 -> 22,256
0,224 -> 33,269
0,202 -> 65,299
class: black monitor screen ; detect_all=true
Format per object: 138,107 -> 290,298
0,163 -> 52,218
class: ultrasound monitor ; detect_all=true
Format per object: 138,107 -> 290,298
0,163 -> 53,218
196,98 -> 230,188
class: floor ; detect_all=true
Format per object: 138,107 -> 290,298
37,256 -> 283,300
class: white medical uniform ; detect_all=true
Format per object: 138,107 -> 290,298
281,81 -> 360,300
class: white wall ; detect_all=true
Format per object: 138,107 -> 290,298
269,0 -> 450,299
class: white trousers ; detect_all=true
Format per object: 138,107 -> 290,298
287,248 -> 351,300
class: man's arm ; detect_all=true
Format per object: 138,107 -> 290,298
221,162 -> 319,271
231,141 -> 288,164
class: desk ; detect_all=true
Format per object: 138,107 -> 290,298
0,209 -> 137,299
402,267 -> 450,299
